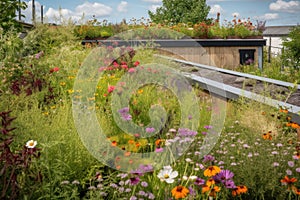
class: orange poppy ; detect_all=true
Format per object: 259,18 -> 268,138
204,166 -> 221,177
171,185 -> 189,199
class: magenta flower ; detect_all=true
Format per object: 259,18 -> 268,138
129,177 -> 140,185
146,127 -> 155,133
194,178 -> 205,186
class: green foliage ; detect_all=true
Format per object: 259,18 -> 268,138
148,0 -> 210,24
282,26 -> 300,69
0,0 -> 27,32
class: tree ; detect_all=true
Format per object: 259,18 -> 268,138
282,26 -> 300,69
0,0 -> 27,32
148,0 -> 210,24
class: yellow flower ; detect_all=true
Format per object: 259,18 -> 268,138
138,89 -> 144,94
171,185 -> 189,199
60,82 -> 66,86
67,89 -> 74,94
204,166 -> 221,177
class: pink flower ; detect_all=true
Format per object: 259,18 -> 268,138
50,67 -> 59,73
134,61 -> 140,67
108,86 -> 115,93
128,68 -> 135,73
121,65 -> 128,70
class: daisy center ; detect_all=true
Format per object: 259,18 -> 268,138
164,174 -> 170,179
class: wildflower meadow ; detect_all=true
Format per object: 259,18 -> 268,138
1,22 -> 300,200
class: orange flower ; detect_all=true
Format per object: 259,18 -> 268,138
155,139 -> 163,147
262,131 -> 272,140
171,185 -> 189,199
206,178 -> 215,187
281,176 -> 297,186
124,151 -> 131,156
128,140 -> 135,144
111,141 -> 117,147
204,166 -> 221,177
202,185 -> 210,193
292,186 -> 300,195
291,123 -> 300,129
279,108 -> 288,113
232,185 -> 248,196
135,142 -> 140,147
202,185 -> 220,197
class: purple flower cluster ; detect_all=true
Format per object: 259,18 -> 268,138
213,169 -> 236,189
118,107 -> 132,121
178,128 -> 198,137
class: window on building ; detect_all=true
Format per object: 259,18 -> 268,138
239,49 -> 255,65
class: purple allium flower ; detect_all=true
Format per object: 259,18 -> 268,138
194,178 -> 205,186
286,169 -> 293,175
273,162 -> 279,167
141,181 -> 148,187
146,127 -> 155,133
271,151 -> 278,155
276,143 -> 283,147
155,147 -> 164,153
296,168 -> 300,173
202,132 -> 207,135
129,177 -> 140,185
188,115 -> 193,120
243,144 -> 250,149
203,155 -> 215,163
288,161 -> 295,167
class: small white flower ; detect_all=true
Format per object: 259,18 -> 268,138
182,175 -> 188,180
26,140 -> 37,148
189,175 -> 198,180
185,158 -> 192,163
157,166 -> 178,184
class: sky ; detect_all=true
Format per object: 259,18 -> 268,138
20,0 -> 300,26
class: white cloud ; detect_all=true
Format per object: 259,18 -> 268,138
117,1 -> 128,12
22,1 -> 44,22
75,2 -> 112,17
40,2 -> 112,23
254,13 -> 279,21
142,0 -> 162,3
232,12 -> 240,18
149,4 -> 161,12
209,4 -> 224,15
269,0 -> 300,13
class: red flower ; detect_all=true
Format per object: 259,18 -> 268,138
50,67 -> 59,73
134,61 -> 140,67
108,86 -> 115,93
